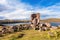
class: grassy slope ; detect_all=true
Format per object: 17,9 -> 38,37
0,18 -> 60,40
41,18 -> 60,22
0,29 -> 60,40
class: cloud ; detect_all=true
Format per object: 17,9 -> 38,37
34,3 -> 60,19
0,0 -> 34,20
0,0 -> 60,20
0,0 -> 7,4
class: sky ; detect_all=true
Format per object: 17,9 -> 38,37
0,0 -> 60,20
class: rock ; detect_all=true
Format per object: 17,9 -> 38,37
39,24 -> 43,28
43,23 -> 51,28
30,24 -> 35,30
57,25 -> 60,29
12,26 -> 18,32
0,31 -> 3,37
50,26 -> 57,30
7,26 -> 14,33
41,27 -> 48,31
18,26 -> 22,31
31,13 -> 40,30
40,23 -> 51,28
2,27 -> 8,34
39,23 -> 51,31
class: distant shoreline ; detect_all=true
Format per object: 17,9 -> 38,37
0,18 -> 60,24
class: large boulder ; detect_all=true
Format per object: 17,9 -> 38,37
14,25 -> 22,31
22,24 -> 31,30
41,27 -> 50,31
39,23 -> 51,31
41,23 -> 51,28
45,23 -> 51,27
41,27 -> 48,31
7,26 -> 14,33
2,27 -> 8,34
12,26 -> 18,32
0,31 -> 3,37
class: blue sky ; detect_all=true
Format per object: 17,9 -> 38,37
21,0 -> 60,7
0,0 -> 60,20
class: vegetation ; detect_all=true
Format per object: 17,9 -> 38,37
0,18 -> 60,24
0,29 -> 60,40
41,18 -> 60,22
0,18 -> 60,40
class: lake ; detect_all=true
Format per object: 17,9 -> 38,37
3,22 -> 31,26
2,22 -> 60,26
50,22 -> 60,26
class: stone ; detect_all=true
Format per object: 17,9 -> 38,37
50,26 -> 57,30
12,26 -> 18,32
31,13 -> 40,30
2,27 -> 8,34
7,26 -> 14,33
0,31 -> 3,37
41,23 -> 51,28
41,27 -> 48,31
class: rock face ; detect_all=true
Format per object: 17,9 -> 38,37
12,26 -> 18,32
23,25 -> 29,30
41,27 -> 47,31
42,23 -> 51,28
31,13 -> 40,30
44,23 -> 51,28
0,31 -> 3,37
30,13 -> 52,30
2,26 -> 8,34
39,23 -> 51,31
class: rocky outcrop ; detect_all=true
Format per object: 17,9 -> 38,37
42,23 -> 51,28
39,23 -> 51,31
31,13 -> 40,30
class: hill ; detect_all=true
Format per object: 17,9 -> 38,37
0,18 -> 60,24
41,18 -> 60,22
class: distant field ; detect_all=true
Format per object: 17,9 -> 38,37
0,18 -> 60,24
0,29 -> 60,40
41,18 -> 60,22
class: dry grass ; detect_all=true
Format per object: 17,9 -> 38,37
0,29 -> 60,40
41,18 -> 60,22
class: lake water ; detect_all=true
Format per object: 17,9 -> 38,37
50,22 -> 60,26
3,22 -> 31,26
2,22 -> 60,26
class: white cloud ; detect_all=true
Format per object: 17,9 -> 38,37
0,0 -> 60,20
33,3 -> 60,19
0,0 -> 34,20
0,0 -> 7,4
